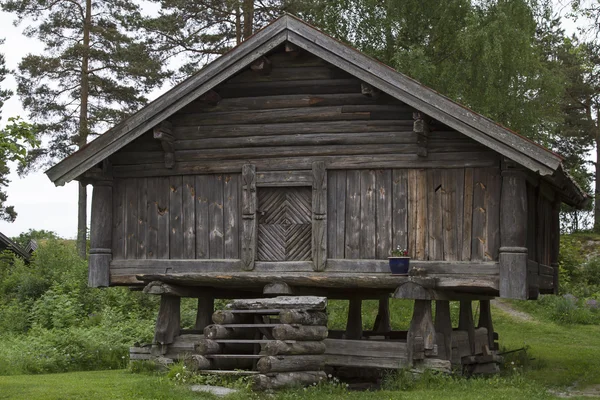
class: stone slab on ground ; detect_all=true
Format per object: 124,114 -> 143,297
190,385 -> 239,397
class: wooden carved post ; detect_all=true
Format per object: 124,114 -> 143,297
312,161 -> 327,271
434,300 -> 453,361
499,165 -> 528,299
407,300 -> 436,363
373,295 -> 392,334
458,301 -> 476,355
89,181 -> 112,287
154,295 -> 181,351
241,164 -> 257,271
478,300 -> 495,350
195,295 -> 215,331
550,199 -> 560,294
344,298 -> 362,340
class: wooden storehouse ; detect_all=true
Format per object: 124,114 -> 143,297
46,15 -> 587,373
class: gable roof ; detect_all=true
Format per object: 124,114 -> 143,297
45,14 -> 588,207
0,232 -> 30,260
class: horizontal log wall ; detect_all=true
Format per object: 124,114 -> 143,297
112,174 -> 241,261
109,47 -> 495,178
328,168 -> 501,261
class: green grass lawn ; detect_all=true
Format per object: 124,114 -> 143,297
1,301 -> 598,400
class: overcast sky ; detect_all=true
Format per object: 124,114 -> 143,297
0,3 -> 590,239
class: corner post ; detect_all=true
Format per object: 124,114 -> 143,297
499,164 -> 528,299
312,161 -> 327,271
88,172 -> 113,287
550,198 -> 561,294
241,164 -> 257,271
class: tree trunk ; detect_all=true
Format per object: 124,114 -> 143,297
595,131 -> 600,232
242,0 -> 254,40
235,4 -> 242,45
76,0 -> 92,259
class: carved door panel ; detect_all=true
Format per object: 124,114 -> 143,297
257,187 -> 312,261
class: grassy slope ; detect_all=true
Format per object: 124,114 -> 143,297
1,301 -> 598,399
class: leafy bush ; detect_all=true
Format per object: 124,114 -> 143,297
0,240 -> 159,375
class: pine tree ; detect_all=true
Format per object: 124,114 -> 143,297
2,0 -> 169,257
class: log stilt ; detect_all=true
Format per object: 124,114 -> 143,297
154,295 -> 180,347
345,298 -> 362,339
372,295 -> 392,334
194,295 -> 214,331
262,341 -> 326,356
434,300 -> 453,361
477,300 -> 495,351
272,324 -> 328,341
407,300 -> 436,362
459,301 -> 476,355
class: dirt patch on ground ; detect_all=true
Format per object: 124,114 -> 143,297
552,384 -> 600,398
491,299 -> 534,322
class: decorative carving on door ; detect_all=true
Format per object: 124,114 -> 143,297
257,187 -> 312,261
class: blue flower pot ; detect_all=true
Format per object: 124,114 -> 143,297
389,257 -> 410,275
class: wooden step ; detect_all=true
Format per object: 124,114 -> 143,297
204,354 -> 264,359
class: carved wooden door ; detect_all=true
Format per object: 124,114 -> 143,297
257,187 -> 312,261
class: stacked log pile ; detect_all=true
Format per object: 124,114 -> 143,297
196,296 -> 328,390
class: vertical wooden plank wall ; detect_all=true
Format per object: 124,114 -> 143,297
327,167 -> 500,261
112,174 -> 241,260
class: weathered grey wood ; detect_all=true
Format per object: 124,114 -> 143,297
394,281 -> 493,301
48,24 -> 289,185
372,295 -> 391,333
145,178 -> 158,259
359,170 -> 376,259
253,371 -> 327,391
195,339 -> 221,355
154,295 -> 180,345
280,310 -> 327,326
345,298 -> 362,340
442,170 -> 459,261
262,341 -> 326,356
499,168 -> 528,299
376,169 -> 392,258
153,121 -> 175,168
458,301 -> 476,355
414,112 -> 429,157
212,310 -> 254,325
392,169 -> 408,251
89,183 -> 113,287
462,168 -> 473,261
409,169 -> 428,260
195,295 -> 214,331
218,78 -> 360,98
312,161 -> 327,271
272,325 -> 328,341
156,177 -> 170,259
427,169 -> 443,260
257,355 -> 324,373
478,300 -> 494,351
471,168 -> 487,261
169,176 -> 184,259
550,199 -> 560,294
195,175 -> 210,258
223,174 -> 240,259
125,179 -> 138,259
407,300 -> 436,362
144,281 -> 200,297
228,296 -> 327,311
327,170 -> 346,259
133,270 -> 499,293
182,176 -> 196,258
486,169 -> 501,261
241,164 -> 257,270
257,170 -> 312,187
345,170 -> 361,259
434,300 -> 453,361
184,355 -> 212,371
208,175 -> 224,258
264,281 -> 294,294
203,325 -> 256,340
136,178 -> 148,259
250,56 -> 272,74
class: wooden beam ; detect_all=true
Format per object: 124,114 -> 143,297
241,164 -> 257,271
434,300 -> 452,361
195,295 -> 214,331
154,295 -> 181,346
312,161 -> 327,271
394,281 -> 494,301
153,121 -> 175,169
499,167 -> 529,299
413,112 -> 429,157
250,56 -> 272,75
89,181 -> 112,287
345,298 -> 362,340
477,300 -> 495,351
458,301 -> 476,355
407,300 -> 436,362
372,295 -> 391,334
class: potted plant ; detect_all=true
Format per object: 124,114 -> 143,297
389,246 -> 410,275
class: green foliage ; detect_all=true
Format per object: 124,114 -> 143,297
0,240 -> 158,375
12,229 -> 61,248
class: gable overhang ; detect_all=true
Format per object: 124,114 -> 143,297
46,14 -> 587,208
